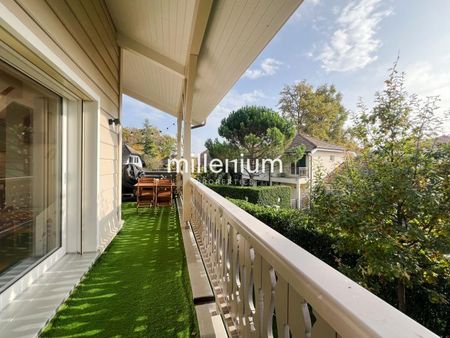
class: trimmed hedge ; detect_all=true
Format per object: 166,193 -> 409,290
207,184 -> 291,208
228,198 -> 340,266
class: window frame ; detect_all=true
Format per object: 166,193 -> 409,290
0,45 -> 88,305
0,60 -> 64,293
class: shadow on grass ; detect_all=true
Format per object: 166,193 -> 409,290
40,203 -> 198,338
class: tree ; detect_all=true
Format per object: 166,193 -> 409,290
279,81 -> 349,144
218,106 -> 295,180
310,61 -> 450,326
122,119 -> 176,169
282,145 -> 305,165
205,138 -> 240,165
202,138 -> 241,183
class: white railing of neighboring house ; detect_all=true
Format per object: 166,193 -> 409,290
297,167 -> 308,178
188,178 -> 438,338
290,166 -> 308,178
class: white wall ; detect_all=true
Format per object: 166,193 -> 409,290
0,0 -> 121,251
98,112 -> 121,250
311,150 -> 346,183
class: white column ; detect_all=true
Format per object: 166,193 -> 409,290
118,48 -> 124,221
296,180 -> 301,209
66,101 -> 82,253
81,101 -> 99,252
182,104 -> 191,224
182,55 -> 198,224
176,109 -> 182,193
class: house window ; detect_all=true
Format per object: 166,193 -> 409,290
130,155 -> 139,164
297,155 -> 307,168
0,61 -> 62,291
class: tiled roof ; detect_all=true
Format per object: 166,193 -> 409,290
123,144 -> 143,156
286,133 -> 345,152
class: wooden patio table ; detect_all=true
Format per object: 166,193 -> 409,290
134,181 -> 176,208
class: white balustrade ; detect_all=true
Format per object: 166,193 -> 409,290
188,178 -> 439,338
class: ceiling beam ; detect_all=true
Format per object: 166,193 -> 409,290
181,0 -> 213,126
187,0 -> 214,57
117,32 -> 185,78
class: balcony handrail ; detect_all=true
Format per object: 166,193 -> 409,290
291,166 -> 308,177
189,178 -> 438,338
297,166 -> 308,177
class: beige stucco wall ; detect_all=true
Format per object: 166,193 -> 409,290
1,0 -> 121,251
311,150 -> 346,183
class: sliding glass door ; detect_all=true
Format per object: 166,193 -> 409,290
0,61 -> 61,291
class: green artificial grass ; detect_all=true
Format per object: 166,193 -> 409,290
41,203 -> 198,338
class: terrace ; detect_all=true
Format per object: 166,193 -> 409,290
36,179 -> 440,337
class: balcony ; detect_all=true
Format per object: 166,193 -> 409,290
3,178 -> 438,337
291,166 -> 308,178
241,167 -> 309,185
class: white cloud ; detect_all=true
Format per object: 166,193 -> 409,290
332,5 -> 340,15
315,0 -> 392,72
405,62 -> 450,132
405,62 -> 450,106
243,58 -> 283,79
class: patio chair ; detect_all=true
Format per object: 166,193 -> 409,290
155,178 -> 173,206
136,177 -> 156,211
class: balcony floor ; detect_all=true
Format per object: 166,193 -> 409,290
41,203 -> 198,337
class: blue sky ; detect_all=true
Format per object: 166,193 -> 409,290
122,0 -> 450,153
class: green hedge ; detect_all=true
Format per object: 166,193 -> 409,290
207,184 -> 291,208
228,198 -> 340,266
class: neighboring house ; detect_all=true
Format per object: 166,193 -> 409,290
433,134 -> 449,146
122,144 -> 145,168
243,133 -> 350,208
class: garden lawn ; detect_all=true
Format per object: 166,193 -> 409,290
41,203 -> 198,338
